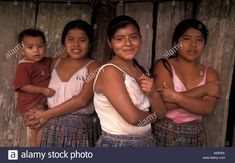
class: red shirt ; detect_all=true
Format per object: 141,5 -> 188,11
14,57 -> 53,114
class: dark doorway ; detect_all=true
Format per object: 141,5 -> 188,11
225,64 -> 235,147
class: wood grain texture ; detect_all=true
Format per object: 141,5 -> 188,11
91,4 -> 115,64
36,2 -> 91,58
0,1 -> 35,147
196,0 -> 235,147
155,1 -> 193,60
124,2 -> 154,70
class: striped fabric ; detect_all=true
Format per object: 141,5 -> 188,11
40,113 -> 101,147
96,130 -> 156,147
152,118 -> 207,147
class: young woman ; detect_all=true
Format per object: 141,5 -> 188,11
93,15 -> 166,147
24,20 -> 101,147
153,19 -> 220,147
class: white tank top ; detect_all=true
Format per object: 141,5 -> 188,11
93,63 -> 151,135
47,58 -> 95,114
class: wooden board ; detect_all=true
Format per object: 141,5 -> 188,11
124,2 -> 154,70
0,1 -> 35,146
91,4 -> 116,64
196,0 -> 235,147
36,2 -> 91,58
155,1 -> 193,60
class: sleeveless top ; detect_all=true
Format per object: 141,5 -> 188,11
166,63 -> 208,123
93,63 -> 151,135
47,58 -> 95,115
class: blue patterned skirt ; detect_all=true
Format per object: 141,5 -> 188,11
96,130 -> 156,147
40,113 -> 101,147
152,118 -> 207,147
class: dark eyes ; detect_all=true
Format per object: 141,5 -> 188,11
130,34 -> 140,39
113,34 -> 140,41
66,37 -> 87,42
114,37 -> 124,41
26,45 -> 44,49
182,37 -> 204,42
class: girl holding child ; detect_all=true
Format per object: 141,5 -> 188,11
24,20 -> 101,147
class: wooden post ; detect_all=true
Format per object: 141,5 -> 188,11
91,3 -> 115,64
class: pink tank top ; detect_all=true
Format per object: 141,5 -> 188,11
166,63 -> 207,124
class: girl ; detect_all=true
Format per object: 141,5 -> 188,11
153,19 -> 220,147
24,20 -> 101,147
93,15 -> 166,147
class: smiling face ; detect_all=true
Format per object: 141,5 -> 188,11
64,28 -> 90,60
21,36 -> 45,62
108,24 -> 141,61
176,28 -> 205,62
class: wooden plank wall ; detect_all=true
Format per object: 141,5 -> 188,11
0,0 -> 234,147
155,0 -> 235,147
155,0 -> 193,59
36,2 -> 91,58
0,1 -> 36,147
196,0 -> 235,147
125,2 -> 153,69
0,1 -> 91,147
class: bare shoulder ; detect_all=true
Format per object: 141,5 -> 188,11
154,59 -> 168,73
154,59 -> 165,70
207,67 -> 220,81
154,58 -> 174,77
167,57 -> 176,64
50,56 -> 62,70
87,60 -> 100,72
99,64 -> 125,79
95,63 -> 126,93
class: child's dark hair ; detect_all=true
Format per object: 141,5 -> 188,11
107,15 -> 141,41
18,29 -> 46,44
61,19 -> 93,45
172,19 -> 208,45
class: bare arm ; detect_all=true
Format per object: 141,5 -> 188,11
96,66 -> 154,125
24,61 -> 100,128
21,85 -> 55,97
171,68 -> 220,115
153,60 -> 218,110
21,85 -> 45,94
138,76 -> 166,119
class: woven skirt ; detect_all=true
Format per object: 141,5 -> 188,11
152,118 -> 207,147
40,113 -> 101,147
96,130 -> 156,147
